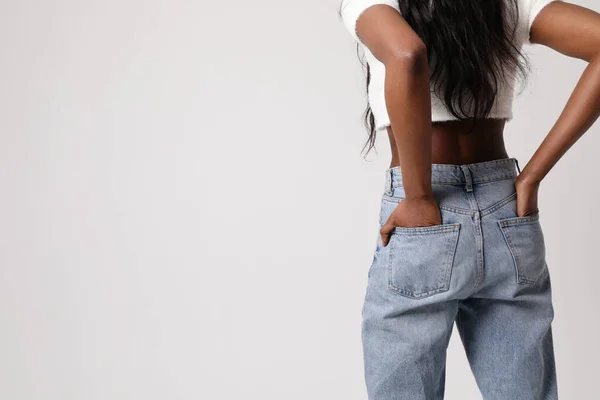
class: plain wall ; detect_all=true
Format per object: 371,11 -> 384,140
0,0 -> 598,398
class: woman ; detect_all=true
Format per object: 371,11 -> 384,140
338,0 -> 600,398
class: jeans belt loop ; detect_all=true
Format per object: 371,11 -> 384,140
385,169 -> 393,196
515,158 -> 522,174
460,165 -> 474,192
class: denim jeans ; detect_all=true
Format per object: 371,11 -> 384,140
362,158 -> 557,399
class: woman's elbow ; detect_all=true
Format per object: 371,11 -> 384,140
386,42 -> 429,76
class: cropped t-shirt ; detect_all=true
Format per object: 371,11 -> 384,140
339,0 -> 562,131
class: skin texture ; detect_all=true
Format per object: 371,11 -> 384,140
355,2 -> 600,246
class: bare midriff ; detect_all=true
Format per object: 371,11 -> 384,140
386,118 -> 510,168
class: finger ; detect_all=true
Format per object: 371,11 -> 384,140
519,207 -> 539,217
380,221 -> 394,247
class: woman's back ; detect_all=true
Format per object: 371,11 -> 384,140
338,0 -> 562,166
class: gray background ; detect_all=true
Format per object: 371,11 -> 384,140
0,0 -> 598,398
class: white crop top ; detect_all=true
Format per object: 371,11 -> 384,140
339,0 -> 562,131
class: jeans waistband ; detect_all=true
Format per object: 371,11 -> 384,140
384,157 -> 521,195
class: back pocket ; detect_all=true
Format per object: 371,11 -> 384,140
497,213 -> 547,285
388,223 -> 461,299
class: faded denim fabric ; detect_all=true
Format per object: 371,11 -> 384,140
362,157 -> 557,400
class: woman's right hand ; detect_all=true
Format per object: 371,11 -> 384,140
380,196 -> 442,246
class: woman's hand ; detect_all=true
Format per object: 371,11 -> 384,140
380,196 -> 442,246
515,175 -> 540,217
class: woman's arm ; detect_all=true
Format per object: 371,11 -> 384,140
355,5 -> 434,200
352,5 -> 441,245
516,1 -> 600,216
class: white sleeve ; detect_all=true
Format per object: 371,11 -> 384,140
339,0 -> 402,45
521,0 -> 563,44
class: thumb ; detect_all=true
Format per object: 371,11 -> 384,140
380,219 -> 395,247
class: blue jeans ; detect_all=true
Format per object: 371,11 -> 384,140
362,158 -> 557,399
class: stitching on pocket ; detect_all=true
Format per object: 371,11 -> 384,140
497,214 -> 546,285
388,224 -> 461,299
498,212 -> 540,227
392,223 -> 461,235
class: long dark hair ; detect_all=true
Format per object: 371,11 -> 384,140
341,0 -> 532,158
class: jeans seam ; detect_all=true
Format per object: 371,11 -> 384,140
390,176 -> 516,188
480,191 -> 518,217
381,194 -> 473,216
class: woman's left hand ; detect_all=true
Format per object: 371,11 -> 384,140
515,174 -> 540,217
